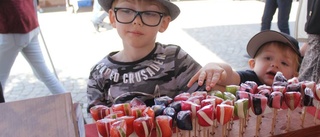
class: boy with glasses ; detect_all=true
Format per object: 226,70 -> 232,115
87,0 -> 204,110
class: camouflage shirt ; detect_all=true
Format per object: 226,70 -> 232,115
87,42 -> 205,107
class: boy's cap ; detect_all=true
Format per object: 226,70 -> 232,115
247,30 -> 302,58
98,0 -> 180,21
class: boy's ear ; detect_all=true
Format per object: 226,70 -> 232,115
159,16 -> 171,33
248,59 -> 255,69
109,10 -> 117,28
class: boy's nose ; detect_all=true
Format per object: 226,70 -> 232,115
271,63 -> 279,68
133,15 -> 143,26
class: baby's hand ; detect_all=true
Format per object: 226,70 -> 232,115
187,63 -> 225,91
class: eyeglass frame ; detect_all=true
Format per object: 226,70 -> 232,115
113,7 -> 165,27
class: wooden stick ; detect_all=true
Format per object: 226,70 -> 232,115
193,119 -> 196,137
301,106 -> 307,127
239,118 -> 243,136
270,108 -> 278,135
222,124 -> 227,137
210,121 -> 215,136
176,127 -> 179,137
230,113 -> 234,129
202,126 -> 206,137
214,119 -> 218,128
255,115 -> 261,137
245,109 -> 249,128
286,109 -> 292,131
315,103 -> 320,124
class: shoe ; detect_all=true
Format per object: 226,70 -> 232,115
91,21 -> 100,32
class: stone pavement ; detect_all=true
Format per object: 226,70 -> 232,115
3,0 -> 300,124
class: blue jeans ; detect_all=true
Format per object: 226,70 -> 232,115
0,27 -> 66,94
261,0 -> 293,34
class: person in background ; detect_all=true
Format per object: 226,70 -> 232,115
294,0 -> 308,57
298,0 -> 320,83
91,0 -> 111,32
36,0 -> 43,13
0,0 -> 66,95
87,0 -> 205,110
261,0 -> 293,35
188,30 -> 302,91
0,82 -> 4,103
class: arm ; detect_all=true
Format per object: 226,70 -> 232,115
187,62 -> 240,91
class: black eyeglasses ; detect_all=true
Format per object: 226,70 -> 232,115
113,7 -> 164,27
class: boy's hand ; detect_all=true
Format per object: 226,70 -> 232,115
187,63 -> 226,91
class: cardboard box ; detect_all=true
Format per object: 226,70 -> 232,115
0,93 -> 85,137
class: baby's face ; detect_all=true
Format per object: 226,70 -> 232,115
251,44 -> 298,86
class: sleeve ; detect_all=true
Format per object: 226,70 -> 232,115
86,63 -> 112,112
174,46 -> 206,93
237,70 -> 263,86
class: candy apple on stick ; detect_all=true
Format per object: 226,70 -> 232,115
284,91 -> 301,131
223,92 -> 236,102
112,103 -> 131,116
187,96 -> 204,105
236,90 -> 252,123
142,107 -> 155,126
96,118 -> 116,137
130,97 -> 146,107
257,84 -> 272,92
206,95 -> 224,107
243,81 -> 258,94
191,91 -> 208,99
258,89 -> 271,99
133,116 -> 154,137
176,110 -> 193,137
152,105 -> 166,118
156,115 -> 173,137
181,101 -> 201,137
90,105 -> 112,121
197,104 -> 215,137
251,94 -> 268,137
234,98 -> 249,136
201,98 -> 216,108
272,85 -> 288,110
267,91 -> 283,135
154,96 -> 173,107
117,116 -> 135,136
131,105 -> 147,119
174,92 -> 190,101
110,120 -> 127,137
287,77 -> 299,84
301,87 -> 314,127
163,107 -> 176,123
216,104 -> 234,137
272,71 -> 288,87
222,100 -> 234,131
105,111 -> 124,119
222,92 -> 236,128
225,85 -> 240,96
208,90 -> 224,100
206,95 -> 224,128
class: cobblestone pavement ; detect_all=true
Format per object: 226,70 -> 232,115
3,0 -> 299,124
